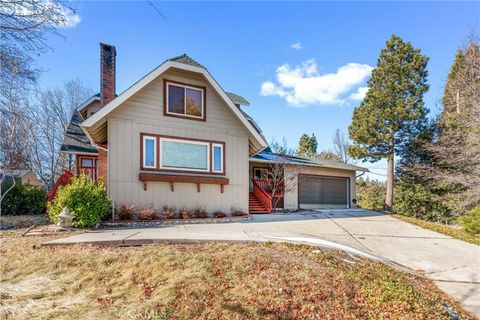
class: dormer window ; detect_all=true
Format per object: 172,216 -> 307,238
164,80 -> 205,121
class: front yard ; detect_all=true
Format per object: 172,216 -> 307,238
0,231 -> 476,320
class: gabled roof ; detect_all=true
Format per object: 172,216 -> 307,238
250,149 -> 369,172
60,110 -> 98,154
77,93 -> 100,112
167,54 -> 204,68
226,92 -> 250,106
82,55 -> 268,153
0,169 -> 32,179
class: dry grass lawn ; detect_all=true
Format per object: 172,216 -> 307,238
392,214 -> 480,246
0,215 -> 50,228
0,231 -> 477,320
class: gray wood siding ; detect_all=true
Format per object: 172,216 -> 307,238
106,68 -> 251,213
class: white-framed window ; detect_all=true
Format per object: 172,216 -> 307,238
160,138 -> 210,172
165,81 -> 204,119
140,134 -> 225,174
143,135 -> 157,168
212,143 -> 224,173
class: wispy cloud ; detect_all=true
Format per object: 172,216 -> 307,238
290,42 -> 303,50
5,0 -> 81,28
58,5 -> 81,28
260,59 -> 372,106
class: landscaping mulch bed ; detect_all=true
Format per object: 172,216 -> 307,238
101,215 -> 253,228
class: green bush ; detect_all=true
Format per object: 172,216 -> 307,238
394,178 -> 452,222
48,174 -> 112,228
1,181 -> 47,215
459,207 -> 480,235
356,178 -> 385,211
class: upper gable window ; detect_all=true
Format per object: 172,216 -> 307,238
165,80 -> 205,121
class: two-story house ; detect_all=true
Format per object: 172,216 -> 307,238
55,43 -> 368,214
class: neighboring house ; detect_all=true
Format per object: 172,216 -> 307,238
0,169 -> 42,187
56,43 -> 368,214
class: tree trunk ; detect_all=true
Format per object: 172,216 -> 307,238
385,155 -> 394,212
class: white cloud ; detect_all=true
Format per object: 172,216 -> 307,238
57,5 -> 81,28
349,87 -> 369,101
6,0 -> 81,28
260,59 -> 373,106
290,42 -> 303,50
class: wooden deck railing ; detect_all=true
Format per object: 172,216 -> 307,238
251,179 -> 272,212
252,179 -> 285,197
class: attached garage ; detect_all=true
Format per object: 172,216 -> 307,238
298,174 -> 350,209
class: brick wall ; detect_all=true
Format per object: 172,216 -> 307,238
97,146 -> 108,188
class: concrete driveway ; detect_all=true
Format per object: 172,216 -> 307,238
44,209 -> 480,316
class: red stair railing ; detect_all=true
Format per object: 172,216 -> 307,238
251,179 -> 272,213
47,170 -> 73,202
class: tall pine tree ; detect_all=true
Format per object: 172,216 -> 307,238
423,39 -> 480,212
348,35 -> 429,211
296,133 -> 318,157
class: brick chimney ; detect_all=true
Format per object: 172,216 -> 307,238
100,43 -> 116,106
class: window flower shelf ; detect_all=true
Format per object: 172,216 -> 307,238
139,172 -> 229,193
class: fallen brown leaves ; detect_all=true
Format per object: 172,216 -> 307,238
0,230 -> 477,320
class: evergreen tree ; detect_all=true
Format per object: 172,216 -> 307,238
420,39 -> 480,212
296,133 -> 317,157
348,35 -> 429,212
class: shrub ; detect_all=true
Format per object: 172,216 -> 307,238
1,181 -> 47,215
48,174 -> 112,228
162,206 -> 176,219
118,203 -> 135,220
137,207 -> 156,220
179,208 -> 191,219
193,207 -> 208,219
394,178 -> 452,223
231,208 -> 246,217
356,178 -> 385,211
459,207 -> 480,235
213,211 -> 226,218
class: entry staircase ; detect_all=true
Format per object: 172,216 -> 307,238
249,179 -> 284,214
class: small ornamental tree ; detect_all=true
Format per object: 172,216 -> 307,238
349,35 -> 429,212
48,174 -> 112,228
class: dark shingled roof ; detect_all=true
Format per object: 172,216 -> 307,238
167,54 -> 205,68
226,92 -> 250,106
60,110 -> 98,154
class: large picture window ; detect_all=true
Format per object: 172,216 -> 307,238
161,139 -> 209,172
140,134 -> 225,174
165,81 -> 205,120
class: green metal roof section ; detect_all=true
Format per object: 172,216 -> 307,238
226,92 -> 250,106
60,110 -> 98,154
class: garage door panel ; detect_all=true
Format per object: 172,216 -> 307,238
299,175 -> 349,208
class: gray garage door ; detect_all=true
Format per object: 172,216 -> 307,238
298,175 -> 349,208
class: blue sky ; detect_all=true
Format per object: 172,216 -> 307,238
38,1 -> 479,179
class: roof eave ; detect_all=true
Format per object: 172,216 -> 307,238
249,158 -> 370,172
82,61 -> 268,151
